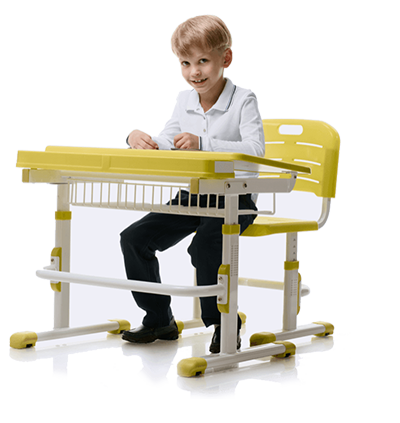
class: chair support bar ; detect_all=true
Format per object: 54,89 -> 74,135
238,277 -> 310,296
317,198 -> 331,229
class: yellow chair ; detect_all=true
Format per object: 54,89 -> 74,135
240,119 -> 340,346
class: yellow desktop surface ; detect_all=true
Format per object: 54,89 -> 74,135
16,146 -> 310,179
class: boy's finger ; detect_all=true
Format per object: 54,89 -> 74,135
173,133 -> 184,146
174,133 -> 184,141
175,138 -> 186,149
142,136 -> 158,149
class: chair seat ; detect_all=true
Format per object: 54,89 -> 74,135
241,216 -> 319,237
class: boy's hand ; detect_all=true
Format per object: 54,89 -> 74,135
128,130 -> 159,149
174,132 -> 199,150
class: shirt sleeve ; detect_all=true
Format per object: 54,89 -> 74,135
201,94 -> 265,157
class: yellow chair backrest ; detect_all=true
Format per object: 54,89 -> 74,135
262,119 -> 340,198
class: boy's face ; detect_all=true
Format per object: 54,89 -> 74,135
178,47 -> 232,101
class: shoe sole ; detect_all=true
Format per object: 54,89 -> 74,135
121,332 -> 157,343
157,332 -> 179,341
121,330 -> 179,344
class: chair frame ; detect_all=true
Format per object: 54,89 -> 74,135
177,119 -> 339,374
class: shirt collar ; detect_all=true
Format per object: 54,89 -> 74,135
186,78 -> 237,112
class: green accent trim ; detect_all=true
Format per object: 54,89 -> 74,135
55,211 -> 72,220
273,341 -> 296,358
108,319 -> 131,334
22,169 -> 30,183
222,224 -> 240,235
50,247 -> 62,292
238,311 -> 247,325
177,357 -> 207,377
175,320 -> 184,334
250,332 -> 277,347
51,282 -> 61,292
190,178 -> 199,194
284,260 -> 299,270
10,331 -> 38,349
313,321 -> 334,337
217,264 -> 230,314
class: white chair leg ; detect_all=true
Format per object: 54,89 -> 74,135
283,232 -> 299,331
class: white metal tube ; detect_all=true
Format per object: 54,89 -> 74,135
273,323 -> 327,341
178,318 -> 204,330
238,277 -> 310,297
283,232 -> 298,331
37,322 -> 120,342
54,184 -> 71,329
317,197 -> 331,229
203,343 -> 286,370
36,270 -> 224,298
220,194 -> 240,355
201,324 -> 328,372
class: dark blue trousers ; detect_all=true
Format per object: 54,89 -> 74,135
120,191 -> 257,328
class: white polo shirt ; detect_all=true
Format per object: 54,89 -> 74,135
152,78 -> 265,178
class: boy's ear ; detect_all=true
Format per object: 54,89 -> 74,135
223,48 -> 232,68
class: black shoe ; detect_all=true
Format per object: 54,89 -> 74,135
122,319 -> 179,344
209,325 -> 241,354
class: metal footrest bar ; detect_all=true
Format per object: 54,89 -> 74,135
36,270 -> 225,298
249,323 -> 333,347
177,322 -> 334,377
177,342 -> 295,377
10,319 -> 130,349
176,311 -> 247,334
175,318 -> 204,334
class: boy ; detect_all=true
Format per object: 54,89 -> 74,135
121,15 -> 265,353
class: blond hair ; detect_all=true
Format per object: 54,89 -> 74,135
171,15 -> 232,57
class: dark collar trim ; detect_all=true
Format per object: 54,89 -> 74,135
225,85 -> 237,111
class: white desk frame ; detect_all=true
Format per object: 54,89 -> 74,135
11,149 -> 331,376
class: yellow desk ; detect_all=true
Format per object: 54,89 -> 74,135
11,147 -> 319,377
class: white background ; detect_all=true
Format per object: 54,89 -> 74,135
9,9 -> 351,397
4,2 -> 399,420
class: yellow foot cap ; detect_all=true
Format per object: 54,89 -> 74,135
250,332 -> 277,347
108,319 -> 131,334
175,320 -> 184,334
238,311 -> 247,325
313,321 -> 334,337
273,341 -> 296,358
177,357 -> 207,377
10,331 -> 38,349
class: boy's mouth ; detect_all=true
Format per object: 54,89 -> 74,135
192,78 -> 207,84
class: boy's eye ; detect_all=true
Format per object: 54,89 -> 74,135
181,61 -> 189,66
199,58 -> 207,63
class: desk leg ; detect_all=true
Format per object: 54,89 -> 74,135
220,194 -> 239,355
54,184 -> 71,329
